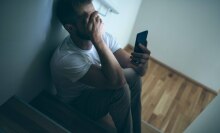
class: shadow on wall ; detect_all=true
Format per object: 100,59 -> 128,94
15,0 -> 68,102
0,0 -> 68,105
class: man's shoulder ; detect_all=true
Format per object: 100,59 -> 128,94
102,32 -> 121,52
52,51 -> 86,66
102,32 -> 117,46
103,32 -> 114,40
51,36 -> 87,66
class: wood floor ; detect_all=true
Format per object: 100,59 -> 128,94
124,45 -> 216,133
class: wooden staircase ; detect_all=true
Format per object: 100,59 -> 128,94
0,91 -> 162,133
0,96 -> 70,133
30,91 -> 114,133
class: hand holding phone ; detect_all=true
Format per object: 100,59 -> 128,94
131,30 -> 150,76
134,30 -> 148,53
131,30 -> 150,66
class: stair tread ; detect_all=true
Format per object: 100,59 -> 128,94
29,91 -> 162,133
0,96 -> 70,133
141,120 -> 162,133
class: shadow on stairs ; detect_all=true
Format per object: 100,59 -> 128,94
0,96 -> 70,133
30,91 -> 115,133
0,91 -> 162,133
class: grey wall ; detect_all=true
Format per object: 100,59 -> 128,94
129,0 -> 220,92
184,94 -> 220,133
0,0 -> 68,105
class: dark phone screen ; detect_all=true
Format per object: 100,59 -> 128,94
134,30 -> 148,53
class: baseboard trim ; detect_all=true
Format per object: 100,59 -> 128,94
141,120 -> 163,133
125,44 -> 218,95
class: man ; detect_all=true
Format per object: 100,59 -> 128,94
50,0 -> 151,133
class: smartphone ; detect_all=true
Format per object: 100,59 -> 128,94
134,30 -> 148,53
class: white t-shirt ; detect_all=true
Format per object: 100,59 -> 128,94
50,32 -> 121,103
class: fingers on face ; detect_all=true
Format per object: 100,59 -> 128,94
87,21 -> 93,31
94,14 -> 101,23
89,11 -> 102,23
87,11 -> 102,31
89,11 -> 98,20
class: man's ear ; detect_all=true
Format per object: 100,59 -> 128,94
64,24 -> 75,33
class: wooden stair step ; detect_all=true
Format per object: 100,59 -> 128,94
0,96 -> 70,133
141,120 -> 163,133
31,91 -> 112,133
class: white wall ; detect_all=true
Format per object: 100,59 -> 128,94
184,94 -> 220,133
129,0 -> 220,92
0,0 -> 67,105
93,0 -> 143,48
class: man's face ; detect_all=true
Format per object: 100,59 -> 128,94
73,3 -> 96,40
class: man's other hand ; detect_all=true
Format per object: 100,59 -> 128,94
130,43 -> 151,76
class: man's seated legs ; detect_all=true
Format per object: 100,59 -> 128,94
123,68 -> 142,133
70,68 -> 142,133
71,83 -> 132,133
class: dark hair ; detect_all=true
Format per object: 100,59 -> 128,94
56,0 -> 92,25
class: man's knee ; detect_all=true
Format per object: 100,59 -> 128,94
123,69 -> 142,92
111,83 -> 131,105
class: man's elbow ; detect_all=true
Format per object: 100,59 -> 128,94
111,78 -> 127,89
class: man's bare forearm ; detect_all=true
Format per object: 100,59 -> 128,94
86,11 -> 126,87
94,40 -> 126,87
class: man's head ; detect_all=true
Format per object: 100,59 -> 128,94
56,0 -> 95,40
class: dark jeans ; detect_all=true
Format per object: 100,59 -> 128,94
71,68 -> 142,133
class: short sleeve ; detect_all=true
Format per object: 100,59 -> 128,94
103,32 -> 122,53
60,53 -> 92,82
